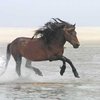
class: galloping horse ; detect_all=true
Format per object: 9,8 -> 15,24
1,18 -> 80,78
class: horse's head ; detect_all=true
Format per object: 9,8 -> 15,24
54,18 -> 80,48
63,24 -> 80,48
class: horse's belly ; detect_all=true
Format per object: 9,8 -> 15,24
30,52 -> 47,61
23,49 -> 48,61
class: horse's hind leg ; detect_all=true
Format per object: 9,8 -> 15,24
25,59 -> 43,76
13,55 -> 22,77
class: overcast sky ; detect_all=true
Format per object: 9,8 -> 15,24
0,0 -> 100,27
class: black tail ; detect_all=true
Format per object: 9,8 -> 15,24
0,43 -> 11,76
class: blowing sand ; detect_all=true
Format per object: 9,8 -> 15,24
0,27 -> 100,43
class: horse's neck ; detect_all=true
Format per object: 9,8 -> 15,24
47,36 -> 66,50
55,34 -> 66,47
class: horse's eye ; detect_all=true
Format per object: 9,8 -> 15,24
70,32 -> 74,35
71,32 -> 76,35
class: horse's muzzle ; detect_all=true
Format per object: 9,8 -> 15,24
73,43 -> 80,48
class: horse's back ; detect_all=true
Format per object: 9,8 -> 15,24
11,37 -> 31,44
9,37 -> 48,60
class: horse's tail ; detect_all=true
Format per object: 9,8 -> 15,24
0,43 -> 11,76
6,43 -> 11,67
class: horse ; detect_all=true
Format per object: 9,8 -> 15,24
1,18 -> 80,78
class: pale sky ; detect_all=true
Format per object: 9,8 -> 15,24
0,0 -> 100,27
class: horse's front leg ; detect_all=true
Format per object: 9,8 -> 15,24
49,56 -> 80,78
63,56 -> 80,78
49,56 -> 67,76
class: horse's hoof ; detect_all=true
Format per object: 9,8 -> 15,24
60,73 -> 63,76
74,73 -> 80,78
60,69 -> 64,76
39,72 -> 43,76
60,65 -> 66,76
75,75 -> 80,78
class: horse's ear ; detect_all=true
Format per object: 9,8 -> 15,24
73,23 -> 76,27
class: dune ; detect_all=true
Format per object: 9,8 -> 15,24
77,27 -> 100,42
0,27 -> 36,43
0,27 -> 100,43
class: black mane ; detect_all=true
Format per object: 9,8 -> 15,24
33,18 -> 74,44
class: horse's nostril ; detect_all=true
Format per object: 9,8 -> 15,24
73,44 -> 80,48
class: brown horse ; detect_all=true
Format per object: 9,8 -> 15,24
1,18 -> 80,78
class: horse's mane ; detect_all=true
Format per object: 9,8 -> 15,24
33,18 -> 74,44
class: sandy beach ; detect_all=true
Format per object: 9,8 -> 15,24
77,27 -> 100,42
0,27 -> 100,43
0,27 -> 35,43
